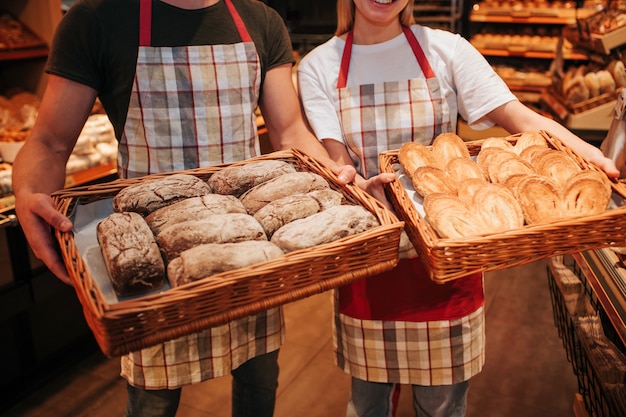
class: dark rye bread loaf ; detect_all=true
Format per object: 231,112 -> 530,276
270,205 -> 380,252
167,241 -> 285,287
113,174 -> 211,215
145,194 -> 247,235
96,212 -> 165,297
239,171 -> 330,215
208,160 -> 297,196
253,189 -> 344,237
156,213 -> 267,261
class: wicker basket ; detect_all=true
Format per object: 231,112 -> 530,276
52,149 -> 404,357
379,130 -> 626,283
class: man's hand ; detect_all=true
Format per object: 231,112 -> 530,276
15,192 -> 73,284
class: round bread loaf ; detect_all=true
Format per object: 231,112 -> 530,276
239,171 -> 330,215
96,212 -> 165,297
145,194 -> 247,235
270,205 -> 380,252
167,241 -> 285,287
113,174 -> 212,215
156,213 -> 267,261
208,160 -> 297,196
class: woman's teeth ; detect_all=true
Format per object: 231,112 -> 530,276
374,0 -> 393,4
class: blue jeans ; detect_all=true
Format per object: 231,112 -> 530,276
124,350 -> 280,417
346,377 -> 469,417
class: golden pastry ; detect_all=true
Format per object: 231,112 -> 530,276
445,157 -> 486,183
411,166 -> 457,197
432,132 -> 470,163
398,141 -> 440,175
472,182 -> 524,233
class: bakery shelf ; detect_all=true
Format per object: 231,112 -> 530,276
475,47 -> 589,60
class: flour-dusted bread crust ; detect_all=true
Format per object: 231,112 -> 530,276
270,205 -> 380,252
96,212 -> 165,297
113,174 -> 212,215
156,213 -> 267,261
208,160 -> 297,196
253,189 -> 344,237
239,171 -> 330,215
145,194 -> 247,235
167,241 -> 285,287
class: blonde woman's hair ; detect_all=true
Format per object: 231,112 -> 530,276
335,0 -> 415,36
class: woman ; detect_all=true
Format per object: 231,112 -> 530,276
297,0 -> 619,416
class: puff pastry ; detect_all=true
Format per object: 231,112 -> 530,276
445,157 -> 486,183
423,193 -> 486,239
432,132 -> 471,163
398,141 -> 441,175
563,170 -> 612,217
481,137 -> 515,152
473,183 -> 524,233
532,149 -> 581,187
514,175 -> 563,224
411,166 -> 457,197
514,131 -> 548,154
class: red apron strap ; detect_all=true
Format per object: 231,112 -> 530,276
402,26 -> 436,79
337,31 -> 353,89
139,0 -> 152,47
224,0 -> 253,43
337,26 -> 436,89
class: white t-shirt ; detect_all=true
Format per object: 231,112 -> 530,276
297,24 -> 517,144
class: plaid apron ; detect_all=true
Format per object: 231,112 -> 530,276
119,0 -> 284,390
334,27 -> 485,386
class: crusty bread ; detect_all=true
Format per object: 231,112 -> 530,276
208,160 -> 297,196
240,171 -> 330,215
253,189 -> 343,237
167,241 -> 285,287
97,212 -> 165,297
596,70 -> 616,95
270,205 -> 380,252
156,213 -> 267,261
113,174 -> 212,215
145,194 -> 247,235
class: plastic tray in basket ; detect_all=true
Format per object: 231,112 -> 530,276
52,149 -> 404,357
379,130 -> 626,283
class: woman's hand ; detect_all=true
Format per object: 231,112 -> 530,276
354,172 -> 397,211
14,191 -> 73,284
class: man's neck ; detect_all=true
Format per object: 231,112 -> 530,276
160,0 -> 220,9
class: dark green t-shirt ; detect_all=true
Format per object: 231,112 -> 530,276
46,0 -> 294,138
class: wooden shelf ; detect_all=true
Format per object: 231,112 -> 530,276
476,48 -> 588,60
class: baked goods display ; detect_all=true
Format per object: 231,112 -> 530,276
559,60 -> 625,106
398,131 -> 614,239
97,160 -> 381,296
0,12 -> 47,51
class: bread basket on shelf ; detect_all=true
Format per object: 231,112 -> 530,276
52,149 -> 404,357
380,130 -> 626,283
